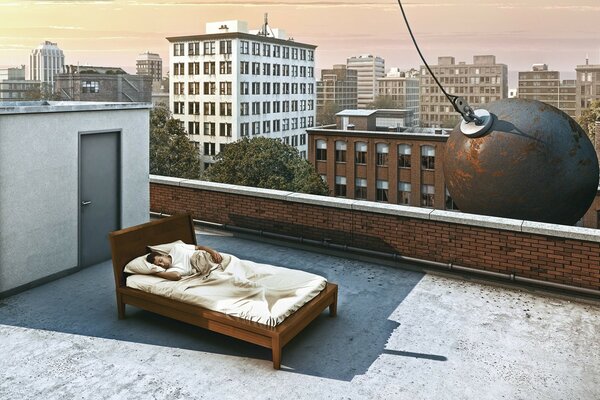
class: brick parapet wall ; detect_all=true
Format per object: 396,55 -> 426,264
150,176 -> 600,292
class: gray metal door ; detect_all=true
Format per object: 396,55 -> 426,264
79,131 -> 120,267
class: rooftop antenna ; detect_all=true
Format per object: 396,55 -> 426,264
258,13 -> 275,37
396,0 -> 492,137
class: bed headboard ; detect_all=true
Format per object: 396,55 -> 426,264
108,213 -> 197,287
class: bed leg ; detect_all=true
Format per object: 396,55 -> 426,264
117,295 -> 126,320
272,338 -> 281,370
329,289 -> 338,317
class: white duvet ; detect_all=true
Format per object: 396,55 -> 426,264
126,253 -> 327,327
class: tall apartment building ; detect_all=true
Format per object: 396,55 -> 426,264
136,52 -> 163,82
517,64 -> 576,117
0,65 -> 41,101
419,55 -> 508,128
307,112 -> 452,209
30,41 -> 65,90
376,67 -> 420,125
167,19 -> 316,168
347,55 -> 385,109
575,58 -> 600,117
316,64 -> 357,124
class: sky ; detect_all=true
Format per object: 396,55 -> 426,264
1,0 -> 599,86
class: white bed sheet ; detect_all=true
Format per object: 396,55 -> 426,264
126,253 -> 327,327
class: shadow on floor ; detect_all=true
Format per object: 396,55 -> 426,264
0,233 -> 423,381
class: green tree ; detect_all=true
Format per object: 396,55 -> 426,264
23,83 -> 61,101
317,101 -> 342,126
578,99 -> 600,142
149,104 -> 202,179
366,95 -> 399,110
204,137 -> 328,195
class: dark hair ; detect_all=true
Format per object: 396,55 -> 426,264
146,251 -> 162,265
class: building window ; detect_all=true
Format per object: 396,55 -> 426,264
252,121 -> 260,135
335,176 -> 346,197
355,142 -> 367,164
273,64 -> 281,76
282,46 -> 290,59
376,180 -> 389,202
263,44 -> 271,56
81,81 -> 99,93
173,101 -> 184,114
300,134 -> 306,146
203,102 -> 215,115
398,144 -> 411,168
291,48 -> 298,59
240,40 -> 249,54
203,41 -> 215,55
422,184 -> 435,207
292,66 -> 298,77
219,102 -> 232,116
252,42 -> 260,55
355,178 -> 367,199
263,63 -> 271,75
252,62 -> 260,75
188,121 -> 200,135
219,122 -> 232,137
291,118 -> 298,130
335,141 -> 346,162
252,82 -> 260,95
204,142 -> 216,156
282,101 -> 289,112
282,118 -> 289,131
398,182 -> 411,205
203,122 -> 216,136
204,82 -> 216,95
273,119 -> 280,132
203,62 -> 215,75
263,120 -> 271,134
421,145 -> 435,170
219,40 -> 232,54
445,188 -> 459,210
240,122 -> 250,136
173,43 -> 184,56
219,61 -> 232,74
240,102 -> 249,116
173,63 -> 184,75
263,82 -> 271,95
188,101 -> 200,115
219,81 -> 232,95
188,42 -> 200,55
272,101 -> 280,113
273,82 -> 280,95
282,65 -> 290,76
376,143 -> 389,166
188,82 -> 200,95
273,45 -> 281,57
240,61 -> 249,74
240,82 -> 249,95
252,102 -> 260,115
300,49 -> 306,60
263,101 -> 271,114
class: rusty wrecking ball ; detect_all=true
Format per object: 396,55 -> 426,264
444,98 -> 599,225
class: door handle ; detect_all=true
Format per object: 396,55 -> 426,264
81,200 -> 92,206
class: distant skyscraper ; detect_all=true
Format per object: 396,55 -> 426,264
29,41 -> 64,89
376,67 -> 420,125
136,52 -> 163,82
168,19 -> 316,168
575,57 -> 600,117
347,55 -> 385,109
419,55 -> 507,128
0,65 -> 40,101
316,64 -> 357,124
517,64 -> 576,117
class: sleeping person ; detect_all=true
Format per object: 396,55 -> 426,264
146,243 -> 223,281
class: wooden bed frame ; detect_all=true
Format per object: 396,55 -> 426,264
108,213 -> 338,369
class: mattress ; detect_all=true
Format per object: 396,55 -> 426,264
126,253 -> 327,327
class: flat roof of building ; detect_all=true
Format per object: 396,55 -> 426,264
1,226 -> 599,399
336,109 -> 377,117
0,101 -> 152,115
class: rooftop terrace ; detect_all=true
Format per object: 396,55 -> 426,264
1,226 -> 599,399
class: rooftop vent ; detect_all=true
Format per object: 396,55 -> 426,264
347,124 -> 355,130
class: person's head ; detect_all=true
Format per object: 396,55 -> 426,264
146,252 -> 172,268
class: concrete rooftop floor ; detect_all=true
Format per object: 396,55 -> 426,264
1,228 -> 599,399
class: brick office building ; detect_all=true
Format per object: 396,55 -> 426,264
307,110 -> 453,209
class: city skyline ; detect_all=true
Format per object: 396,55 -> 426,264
1,0 -> 599,86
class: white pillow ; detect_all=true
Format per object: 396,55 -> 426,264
124,254 -> 166,275
147,240 -> 186,255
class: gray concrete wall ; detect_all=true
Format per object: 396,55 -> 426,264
0,105 -> 150,294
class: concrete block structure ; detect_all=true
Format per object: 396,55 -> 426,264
575,58 -> 600,117
0,65 -> 41,101
517,64 -> 576,117
0,101 -> 151,296
316,65 -> 357,124
376,67 -> 420,125
346,54 -> 385,109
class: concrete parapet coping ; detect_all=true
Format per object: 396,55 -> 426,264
0,101 -> 151,115
150,175 -> 600,243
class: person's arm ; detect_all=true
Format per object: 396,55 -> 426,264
154,270 -> 182,281
195,245 -> 223,263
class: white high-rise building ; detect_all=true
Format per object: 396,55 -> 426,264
167,19 -> 316,168
29,41 -> 65,89
346,54 -> 385,109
